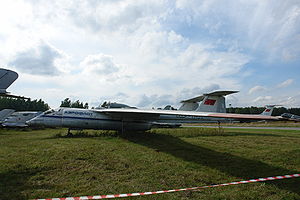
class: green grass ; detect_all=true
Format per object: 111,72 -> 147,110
0,127 -> 299,200
185,121 -> 300,127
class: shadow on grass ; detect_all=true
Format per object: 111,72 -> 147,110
122,132 -> 300,195
0,167 -> 53,200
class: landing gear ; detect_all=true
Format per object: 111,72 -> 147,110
217,121 -> 222,133
121,120 -> 124,135
67,128 -> 73,137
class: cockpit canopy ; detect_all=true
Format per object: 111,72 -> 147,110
44,108 -> 63,115
99,102 -> 136,109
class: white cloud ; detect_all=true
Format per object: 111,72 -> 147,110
81,54 -> 120,75
8,41 -> 66,76
176,84 -> 220,101
248,85 -> 266,94
175,0 -> 300,62
280,95 -> 300,107
137,94 -> 173,108
277,79 -> 294,88
252,94 -> 300,108
253,96 -> 274,104
28,0 -> 167,34
0,0 -> 299,109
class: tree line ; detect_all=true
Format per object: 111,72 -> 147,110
60,98 -> 89,109
0,97 -> 89,111
0,97 -> 50,111
226,107 -> 300,116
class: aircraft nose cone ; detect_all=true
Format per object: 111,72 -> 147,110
26,117 -> 43,126
25,119 -> 32,126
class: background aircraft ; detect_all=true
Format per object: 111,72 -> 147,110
0,109 -> 15,124
281,113 -> 300,122
2,111 -> 41,127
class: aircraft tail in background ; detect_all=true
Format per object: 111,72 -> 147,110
260,105 -> 278,116
179,91 -> 238,113
0,109 -> 15,124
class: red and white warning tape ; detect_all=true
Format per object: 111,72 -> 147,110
35,173 -> 299,200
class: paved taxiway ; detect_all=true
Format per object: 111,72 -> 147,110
183,125 -> 300,130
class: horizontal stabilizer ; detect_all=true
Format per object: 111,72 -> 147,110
180,95 -> 205,103
181,90 -> 238,103
0,109 -> 15,123
203,90 -> 238,96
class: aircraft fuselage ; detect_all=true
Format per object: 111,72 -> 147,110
27,108 -> 152,131
27,107 -> 236,131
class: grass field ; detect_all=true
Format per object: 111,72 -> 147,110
184,121 -> 300,127
0,127 -> 300,200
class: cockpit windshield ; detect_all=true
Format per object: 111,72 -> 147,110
44,109 -> 55,115
44,108 -> 62,115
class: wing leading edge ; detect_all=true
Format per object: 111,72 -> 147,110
93,108 -> 282,121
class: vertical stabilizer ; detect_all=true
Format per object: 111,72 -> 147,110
195,91 -> 238,113
0,109 -> 15,123
179,94 -> 205,111
260,105 -> 277,116
179,102 -> 200,111
179,91 -> 238,112
196,95 -> 226,112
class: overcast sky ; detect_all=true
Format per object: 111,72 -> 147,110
1,0 -> 299,109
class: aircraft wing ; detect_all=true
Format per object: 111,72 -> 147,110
93,108 -> 282,121
0,68 -> 18,89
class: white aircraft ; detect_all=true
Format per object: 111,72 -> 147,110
0,109 -> 15,124
0,68 -> 29,99
281,113 -> 300,122
26,106 -> 283,133
3,111 -> 41,127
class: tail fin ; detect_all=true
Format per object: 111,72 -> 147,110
196,91 -> 238,113
0,68 -> 18,94
178,95 -> 204,111
260,105 -> 278,116
179,90 -> 238,113
0,109 -> 15,123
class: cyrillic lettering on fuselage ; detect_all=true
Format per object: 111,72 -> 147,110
64,110 -> 93,116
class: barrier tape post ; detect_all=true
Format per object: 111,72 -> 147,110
34,173 -> 299,200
